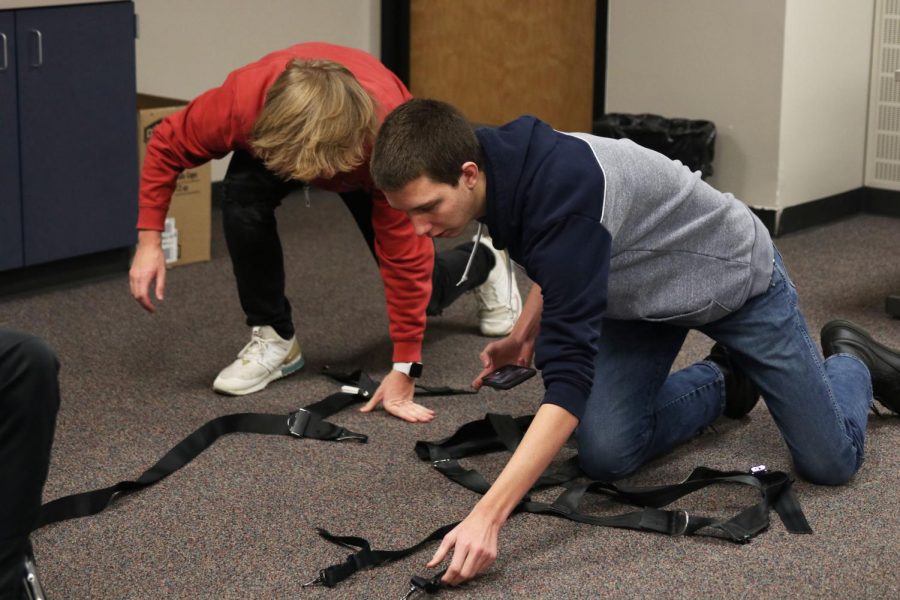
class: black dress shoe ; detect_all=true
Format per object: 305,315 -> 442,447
821,319 -> 900,414
705,343 -> 761,419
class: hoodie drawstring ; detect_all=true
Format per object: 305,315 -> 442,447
456,222 -> 483,286
456,223 -> 516,311
505,252 -> 513,308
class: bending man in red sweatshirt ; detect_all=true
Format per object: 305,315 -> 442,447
129,43 -> 521,421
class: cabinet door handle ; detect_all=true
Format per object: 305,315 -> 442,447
0,33 -> 7,72
30,29 -> 43,67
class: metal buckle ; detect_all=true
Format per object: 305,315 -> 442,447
340,385 -> 371,398
401,584 -> 420,600
335,430 -> 368,443
674,510 -> 690,536
302,571 -> 326,588
287,408 -> 313,438
23,554 -> 46,600
401,569 -> 446,599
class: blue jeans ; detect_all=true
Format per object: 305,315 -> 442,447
576,248 -> 872,485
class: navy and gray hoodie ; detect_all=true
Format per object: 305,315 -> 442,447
476,116 -> 773,420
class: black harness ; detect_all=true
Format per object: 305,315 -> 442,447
30,372 -> 811,599
309,412 -> 812,597
33,369 -> 473,530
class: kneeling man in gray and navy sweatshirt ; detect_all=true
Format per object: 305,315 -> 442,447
370,98 -> 900,588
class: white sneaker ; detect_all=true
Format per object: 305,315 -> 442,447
213,326 -> 305,395
473,236 -> 523,336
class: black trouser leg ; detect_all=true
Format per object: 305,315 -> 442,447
339,190 -> 378,263
340,192 -> 494,316
0,331 -> 60,600
427,242 -> 495,316
222,151 -> 301,340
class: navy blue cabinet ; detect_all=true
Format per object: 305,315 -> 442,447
1,1 -> 137,270
0,11 -> 23,271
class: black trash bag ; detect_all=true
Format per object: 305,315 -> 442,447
593,113 -> 717,178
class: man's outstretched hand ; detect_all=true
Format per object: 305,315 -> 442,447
427,505 -> 501,586
360,368 -> 435,423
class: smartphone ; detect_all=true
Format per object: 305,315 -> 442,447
481,364 -> 536,390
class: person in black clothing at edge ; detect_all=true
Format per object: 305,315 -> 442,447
369,98 -> 900,587
0,330 -> 58,600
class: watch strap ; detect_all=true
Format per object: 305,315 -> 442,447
393,362 -> 424,378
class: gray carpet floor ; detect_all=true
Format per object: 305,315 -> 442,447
1,189 -> 898,599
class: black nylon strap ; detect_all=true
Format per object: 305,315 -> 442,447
422,417 -> 811,539
414,414 -> 534,462
34,371 -> 474,533
35,392 -> 370,530
37,412 -> 291,529
311,412 -> 812,591
313,525 -> 458,588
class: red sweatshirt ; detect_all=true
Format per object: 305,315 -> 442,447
139,43 -> 431,362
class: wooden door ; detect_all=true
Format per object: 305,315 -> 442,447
409,0 -> 596,131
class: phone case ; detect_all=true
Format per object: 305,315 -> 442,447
482,365 -> 537,390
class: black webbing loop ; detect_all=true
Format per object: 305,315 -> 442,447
486,413 -> 524,451
431,457 -> 493,495
418,414 -> 811,535
313,525 -> 458,588
35,391 -> 370,530
37,412 -> 290,529
414,414 -> 534,462
311,412 -> 812,591
34,369 -> 475,535
36,365 -> 474,532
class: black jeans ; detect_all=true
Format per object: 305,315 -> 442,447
221,151 -> 494,339
0,331 -> 60,600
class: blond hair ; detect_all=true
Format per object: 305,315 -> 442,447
250,59 -> 378,181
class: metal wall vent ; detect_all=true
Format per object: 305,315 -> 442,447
867,0 -> 900,189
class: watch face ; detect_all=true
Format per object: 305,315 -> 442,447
409,362 -> 424,378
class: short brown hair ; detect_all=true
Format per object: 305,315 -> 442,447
371,98 -> 482,192
250,59 -> 377,181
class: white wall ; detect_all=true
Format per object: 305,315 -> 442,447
133,0 -> 380,181
607,0 -> 875,213
606,0 -> 787,209
778,0 -> 874,208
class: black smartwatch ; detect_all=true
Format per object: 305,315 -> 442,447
393,361 -> 424,378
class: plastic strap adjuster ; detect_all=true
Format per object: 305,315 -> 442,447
287,408 -> 313,438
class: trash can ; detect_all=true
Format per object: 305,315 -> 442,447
593,113 -> 717,178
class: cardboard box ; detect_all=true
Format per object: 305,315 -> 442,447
137,94 -> 212,267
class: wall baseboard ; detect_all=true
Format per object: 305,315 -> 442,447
751,187 -> 900,238
3,184 -> 894,300
0,248 -> 132,301
215,181 -> 899,239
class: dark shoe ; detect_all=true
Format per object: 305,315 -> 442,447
705,343 -> 761,419
821,319 -> 900,414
